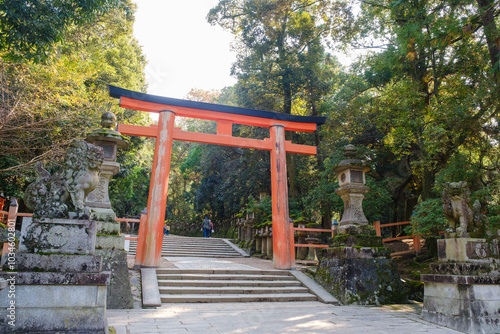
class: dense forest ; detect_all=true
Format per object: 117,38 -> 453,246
1,0 -> 499,240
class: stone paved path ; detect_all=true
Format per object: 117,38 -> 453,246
108,301 -> 461,333
111,254 -> 462,334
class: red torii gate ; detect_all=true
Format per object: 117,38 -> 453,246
109,85 -> 326,270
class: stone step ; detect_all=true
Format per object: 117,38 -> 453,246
156,273 -> 294,281
129,243 -> 233,249
129,245 -> 239,251
156,269 -> 291,276
160,244 -> 233,249
159,253 -> 242,258
159,286 -> 310,295
157,279 -> 302,287
159,293 -> 318,303
133,238 -> 230,244
162,250 -> 241,254
127,236 -> 247,258
163,239 -> 230,243
160,249 -> 241,254
159,247 -> 242,252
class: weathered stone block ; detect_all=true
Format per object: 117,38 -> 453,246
315,248 -> 407,305
95,235 -> 125,250
325,246 -> 391,259
0,271 -> 110,334
430,262 -> 499,276
5,253 -> 102,272
0,271 -> 110,286
422,277 -> 500,333
0,285 -> 108,334
437,238 -> 499,263
19,218 -> 97,255
90,208 -> 117,224
96,249 -> 133,309
0,285 -> 106,308
96,220 -> 121,235
331,234 -> 382,247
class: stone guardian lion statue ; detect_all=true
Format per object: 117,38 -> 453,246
24,140 -> 104,219
442,181 -> 489,238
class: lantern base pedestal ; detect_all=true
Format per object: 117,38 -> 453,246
420,238 -> 500,333
337,223 -> 375,236
314,236 -> 406,305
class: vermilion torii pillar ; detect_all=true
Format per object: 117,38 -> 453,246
108,85 -> 326,269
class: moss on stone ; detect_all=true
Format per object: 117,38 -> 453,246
332,234 -> 383,247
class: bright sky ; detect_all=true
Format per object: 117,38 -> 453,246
133,0 -> 237,99
133,1 -> 362,100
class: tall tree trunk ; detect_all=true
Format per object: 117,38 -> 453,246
282,69 -> 293,115
421,169 -> 435,201
322,200 -> 332,230
476,0 -> 500,83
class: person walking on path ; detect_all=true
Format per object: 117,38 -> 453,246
202,216 -> 211,238
208,220 -> 213,238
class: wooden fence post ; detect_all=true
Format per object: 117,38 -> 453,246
413,235 -> 422,253
2,198 -> 18,259
373,220 -> 381,236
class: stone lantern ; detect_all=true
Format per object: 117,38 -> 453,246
333,144 -> 371,235
85,111 -> 133,309
85,111 -> 128,222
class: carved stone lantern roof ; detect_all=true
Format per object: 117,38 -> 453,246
334,144 -> 370,174
86,111 -> 128,162
86,111 -> 129,150
333,144 -> 370,188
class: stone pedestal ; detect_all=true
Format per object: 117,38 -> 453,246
421,238 -> 500,333
305,237 -> 320,261
237,222 -> 243,241
296,230 -> 308,260
314,235 -> 407,305
18,218 -> 97,255
246,223 -> 253,242
0,272 -> 109,333
96,249 -> 133,309
0,217 -> 110,333
255,229 -> 262,254
94,218 -> 132,309
266,231 -> 273,258
335,185 -> 371,235
261,228 -> 268,256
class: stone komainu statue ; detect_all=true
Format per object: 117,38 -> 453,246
442,181 -> 487,238
24,140 -> 104,219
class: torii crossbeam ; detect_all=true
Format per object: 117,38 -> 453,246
109,85 -> 326,269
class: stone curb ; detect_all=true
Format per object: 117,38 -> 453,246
290,270 -> 340,305
141,268 -> 161,308
223,238 -> 250,257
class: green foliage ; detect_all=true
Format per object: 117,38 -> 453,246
364,176 -> 394,222
0,0 -> 125,62
0,0 -> 148,217
109,164 -> 150,218
408,199 -> 447,238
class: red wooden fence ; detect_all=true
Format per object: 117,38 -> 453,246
373,220 -> 422,253
292,227 -> 333,248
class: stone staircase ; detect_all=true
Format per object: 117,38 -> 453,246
133,235 -> 339,305
156,268 -> 318,303
127,235 -> 247,258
